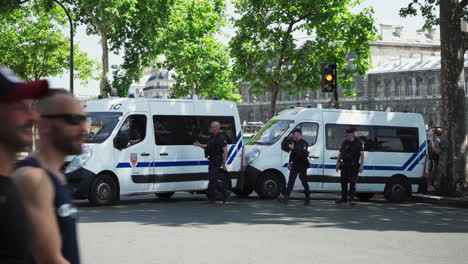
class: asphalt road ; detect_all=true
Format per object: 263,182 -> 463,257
76,193 -> 468,264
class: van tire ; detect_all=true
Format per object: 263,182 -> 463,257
155,192 -> 175,199
385,178 -> 411,203
256,172 -> 283,199
232,187 -> 253,198
205,171 -> 232,200
356,193 -> 374,201
89,174 -> 118,206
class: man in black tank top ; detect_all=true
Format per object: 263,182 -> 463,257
0,67 -> 49,264
14,89 -> 85,264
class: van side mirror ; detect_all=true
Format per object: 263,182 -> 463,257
113,136 -> 122,151
281,136 -> 293,152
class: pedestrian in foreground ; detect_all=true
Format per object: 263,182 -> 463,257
194,121 -> 230,203
14,89 -> 86,264
0,67 -> 49,263
335,128 -> 365,206
279,128 -> 311,205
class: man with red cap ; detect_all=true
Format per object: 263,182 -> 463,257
0,67 -> 49,263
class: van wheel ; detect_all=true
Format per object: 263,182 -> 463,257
155,192 -> 175,199
385,178 -> 411,203
232,187 -> 253,198
89,174 -> 118,206
356,193 -> 374,201
205,172 -> 232,200
256,172 -> 283,199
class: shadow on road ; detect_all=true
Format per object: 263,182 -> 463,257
76,194 -> 468,233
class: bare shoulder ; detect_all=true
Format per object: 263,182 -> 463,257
13,166 -> 53,203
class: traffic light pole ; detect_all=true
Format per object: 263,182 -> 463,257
333,88 -> 339,109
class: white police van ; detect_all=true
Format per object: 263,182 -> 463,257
65,98 -> 243,205
241,107 -> 427,202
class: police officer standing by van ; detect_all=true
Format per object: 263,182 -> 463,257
279,128 -> 311,205
335,128 -> 365,205
194,121 -> 230,203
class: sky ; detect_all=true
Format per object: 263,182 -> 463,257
47,0 -> 429,97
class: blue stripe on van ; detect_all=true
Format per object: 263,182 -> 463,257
227,140 -> 243,165
280,142 -> 426,172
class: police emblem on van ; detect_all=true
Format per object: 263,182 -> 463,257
130,153 -> 138,167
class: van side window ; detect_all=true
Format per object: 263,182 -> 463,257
153,116 -> 198,145
291,123 -> 318,146
196,116 -> 237,144
114,115 -> 147,150
325,124 -> 419,153
375,127 -> 419,153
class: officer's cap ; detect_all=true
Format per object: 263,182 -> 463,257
292,128 -> 302,134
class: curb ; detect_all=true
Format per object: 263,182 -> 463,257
411,194 -> 468,208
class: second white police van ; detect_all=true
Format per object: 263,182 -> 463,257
65,98 -> 243,205
242,107 -> 427,202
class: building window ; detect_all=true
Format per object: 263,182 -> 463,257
395,80 -> 401,96
405,78 -> 412,96
427,77 -> 434,95
384,79 -> 391,97
416,77 -> 423,96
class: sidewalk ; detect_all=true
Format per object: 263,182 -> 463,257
411,194 -> 468,208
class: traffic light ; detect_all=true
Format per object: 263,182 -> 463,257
321,63 -> 337,92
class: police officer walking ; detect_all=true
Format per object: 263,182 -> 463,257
279,129 -> 311,205
335,128 -> 365,205
194,121 -> 230,203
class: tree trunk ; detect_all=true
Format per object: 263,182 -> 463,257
437,0 -> 468,196
100,28 -> 109,97
269,84 -> 280,118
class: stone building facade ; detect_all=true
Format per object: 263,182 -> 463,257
237,25 -> 468,128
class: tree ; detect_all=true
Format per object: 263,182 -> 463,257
401,0 -> 468,196
70,0 -> 173,96
158,0 -> 241,101
230,0 -> 377,117
0,3 -> 97,82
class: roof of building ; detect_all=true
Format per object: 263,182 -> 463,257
369,54 -> 468,74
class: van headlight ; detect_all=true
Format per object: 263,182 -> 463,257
245,148 -> 260,165
65,149 -> 92,174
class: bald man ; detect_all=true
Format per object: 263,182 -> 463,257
14,89 -> 86,264
194,121 -> 230,203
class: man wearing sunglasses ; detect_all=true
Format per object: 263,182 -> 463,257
15,89 -> 86,264
0,67 -> 49,264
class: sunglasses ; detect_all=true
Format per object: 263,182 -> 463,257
42,114 -> 87,125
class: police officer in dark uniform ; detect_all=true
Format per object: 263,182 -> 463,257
194,121 -> 230,203
279,128 -> 311,205
335,128 -> 365,205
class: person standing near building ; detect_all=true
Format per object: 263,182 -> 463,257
335,128 -> 365,205
428,128 -> 442,189
14,89 -> 86,264
0,67 -> 49,264
279,128 -> 311,205
194,121 -> 230,203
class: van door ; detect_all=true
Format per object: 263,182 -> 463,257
150,102 -> 201,191
113,113 -> 152,194
322,124 -> 375,191
282,122 -> 323,191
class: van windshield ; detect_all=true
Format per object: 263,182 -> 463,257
85,112 -> 122,143
249,120 -> 294,145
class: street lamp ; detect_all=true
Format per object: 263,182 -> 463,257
52,0 -> 74,95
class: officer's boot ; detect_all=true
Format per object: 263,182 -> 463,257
283,195 -> 289,205
304,194 -> 310,206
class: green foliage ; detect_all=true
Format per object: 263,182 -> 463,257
68,0 -> 173,95
399,0 -> 468,30
158,0 -> 241,102
0,2 -> 97,82
230,0 -> 377,106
